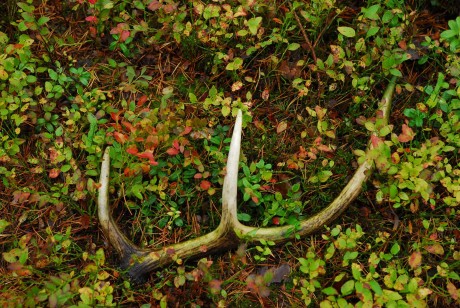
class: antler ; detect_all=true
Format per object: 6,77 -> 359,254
98,78 -> 397,283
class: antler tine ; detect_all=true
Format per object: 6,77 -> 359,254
97,110 -> 244,283
98,148 -> 146,265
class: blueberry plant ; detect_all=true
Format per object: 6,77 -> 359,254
0,0 -> 459,306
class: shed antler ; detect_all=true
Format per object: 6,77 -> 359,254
98,78 -> 397,283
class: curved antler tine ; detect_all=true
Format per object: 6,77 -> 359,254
98,147 -> 145,266
233,76 -> 398,242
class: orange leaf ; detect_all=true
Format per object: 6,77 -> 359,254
137,95 -> 148,107
114,132 -> 128,144
124,167 -> 135,177
49,168 -> 60,179
317,144 -> 334,153
200,180 -> 211,190
199,245 -> 208,253
111,111 -> 123,122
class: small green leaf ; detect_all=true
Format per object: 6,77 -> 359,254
322,287 -> 338,295
338,26 -> 356,38
237,213 -> 251,222
369,280 -> 383,295
0,220 -> 10,234
341,280 -> 355,296
247,17 -> 262,35
366,26 -> 380,38
221,105 -> 231,117
287,43 -> 300,51
389,68 -> 402,77
390,242 -> 400,255
37,16 -> 50,26
226,57 -> 243,71
362,4 -> 380,20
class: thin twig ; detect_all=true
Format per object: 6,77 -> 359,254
291,5 -> 323,98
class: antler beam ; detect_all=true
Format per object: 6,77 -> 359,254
98,77 -> 397,283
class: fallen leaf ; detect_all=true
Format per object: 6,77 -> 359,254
231,81 -> 243,91
447,282 -> 459,300
277,121 -> 287,133
49,168 -> 60,179
424,243 -> 444,255
398,124 -> 415,142
262,88 -> 270,101
408,251 -> 422,269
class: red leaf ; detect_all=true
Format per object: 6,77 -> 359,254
398,124 -> 415,143
111,111 -> 122,122
120,30 -> 130,42
122,121 -> 136,133
88,0 -> 97,4
371,135 -> 383,148
166,147 -> 179,155
113,132 -> 128,144
180,126 -> 192,136
200,180 -> 211,190
136,150 -> 158,165
148,0 -> 161,11
85,16 -> 98,23
126,145 -> 138,155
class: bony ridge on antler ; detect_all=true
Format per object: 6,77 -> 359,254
98,77 -> 397,283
